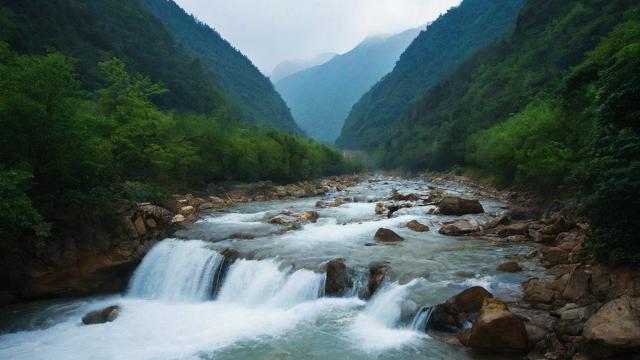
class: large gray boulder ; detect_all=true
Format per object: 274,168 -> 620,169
437,197 -> 484,215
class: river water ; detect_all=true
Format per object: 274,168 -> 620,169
0,176 -> 540,359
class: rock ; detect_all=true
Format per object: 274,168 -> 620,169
457,298 -> 529,354
368,261 -> 391,297
179,205 -> 197,222
170,214 -> 186,224
496,222 -> 529,236
539,216 -> 568,236
82,305 -> 120,325
438,219 -> 480,236
506,206 -> 541,220
523,278 -> 556,304
389,190 -> 420,201
583,296 -> 640,357
145,217 -> 157,229
374,228 -> 405,242
268,214 -> 298,225
298,211 -> 319,223
562,268 -> 591,302
437,196 -> 484,215
542,247 -> 569,267
507,235 -> 529,242
324,259 -> 352,296
483,214 -> 511,229
374,202 -> 385,215
497,261 -> 523,273
431,286 -> 494,331
133,216 -> 146,236
406,220 -> 430,232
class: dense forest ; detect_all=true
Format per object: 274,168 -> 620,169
336,0 -> 526,149
275,27 -> 420,143
143,0 -> 302,134
0,1 -> 361,267
371,0 -> 640,264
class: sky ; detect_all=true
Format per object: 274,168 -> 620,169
174,0 -> 461,74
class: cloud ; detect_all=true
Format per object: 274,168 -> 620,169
174,0 -> 461,73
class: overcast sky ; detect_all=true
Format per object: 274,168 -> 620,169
174,0 -> 461,74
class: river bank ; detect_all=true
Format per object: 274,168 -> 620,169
1,173 -> 638,359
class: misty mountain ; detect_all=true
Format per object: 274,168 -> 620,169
336,0 -> 526,149
275,27 -> 421,143
270,53 -> 336,82
144,0 -> 302,134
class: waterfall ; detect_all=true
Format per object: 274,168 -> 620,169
411,306 -> 434,332
217,259 -> 325,308
361,279 -> 419,327
127,239 -> 224,301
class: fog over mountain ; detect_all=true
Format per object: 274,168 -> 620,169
270,53 -> 337,82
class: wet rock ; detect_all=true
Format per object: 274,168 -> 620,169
508,235 -> 529,242
437,196 -> 484,216
374,202 -> 385,215
431,286 -> 494,331
298,211 -> 319,223
374,228 -> 405,242
483,214 -> 511,230
583,296 -> 640,357
315,197 -> 343,208
82,305 -> 120,325
438,219 -> 480,236
133,216 -> 146,236
389,190 -> 420,202
324,259 -> 352,296
497,261 -> 523,273
367,261 -> 391,297
170,214 -> 186,224
268,214 -> 299,225
406,220 -> 430,232
458,298 -> 529,354
212,249 -> 241,297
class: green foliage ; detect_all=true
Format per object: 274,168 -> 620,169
336,0 -> 526,149
0,44 -> 359,256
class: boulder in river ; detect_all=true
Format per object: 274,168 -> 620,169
374,228 -> 405,242
437,196 -> 484,215
367,261 -> 391,298
324,259 -> 352,296
431,286 -> 494,331
82,305 -> 120,325
438,219 -> 480,236
497,261 -> 523,273
583,296 -> 640,357
406,220 -> 430,232
298,211 -> 319,223
457,298 -> 529,354
374,202 -> 385,215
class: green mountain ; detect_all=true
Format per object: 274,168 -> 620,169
270,52 -> 336,82
275,27 -> 421,143
374,0 -> 640,263
336,0 -> 526,149
143,0 -> 302,134
0,0 -> 226,114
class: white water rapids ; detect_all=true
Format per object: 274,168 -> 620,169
0,177 -> 538,359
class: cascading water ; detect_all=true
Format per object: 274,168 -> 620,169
411,306 -> 435,332
127,239 -> 224,301
217,259 -> 325,308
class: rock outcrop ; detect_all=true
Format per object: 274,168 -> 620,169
583,296 -> 640,357
324,259 -> 352,296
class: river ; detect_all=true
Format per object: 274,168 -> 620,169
0,176 -> 540,359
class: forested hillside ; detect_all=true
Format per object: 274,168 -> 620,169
376,0 -> 640,264
336,0 -> 526,149
275,27 -> 420,143
143,0 -> 302,134
0,1 -> 360,274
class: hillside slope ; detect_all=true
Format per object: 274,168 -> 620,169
336,0 -> 526,149
144,0 -> 302,134
275,27 -> 421,143
0,0 -> 227,114
270,52 -> 336,82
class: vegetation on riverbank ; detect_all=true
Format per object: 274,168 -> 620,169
362,0 -> 639,265
0,44 -> 363,266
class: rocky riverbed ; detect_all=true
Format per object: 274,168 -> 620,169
1,174 -> 638,360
